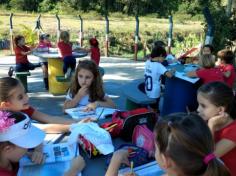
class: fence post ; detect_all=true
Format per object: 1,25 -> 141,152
34,14 -> 42,42
134,15 -> 139,61
78,15 -> 83,47
168,15 -> 173,54
9,13 -> 14,54
105,15 -> 109,57
203,7 -> 215,45
56,14 -> 61,42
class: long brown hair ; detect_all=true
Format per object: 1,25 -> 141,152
69,60 -> 105,102
0,77 -> 21,102
155,113 -> 230,176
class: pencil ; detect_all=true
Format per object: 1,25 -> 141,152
130,161 -> 134,173
105,123 -> 117,131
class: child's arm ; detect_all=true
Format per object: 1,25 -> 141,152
106,150 -> 130,176
187,71 -> 197,77
164,70 -> 175,78
84,96 -> 116,111
214,139 -> 236,158
27,143 -> 44,164
64,155 -> 86,176
73,47 -> 90,53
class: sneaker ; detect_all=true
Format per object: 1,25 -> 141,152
65,68 -> 72,79
8,66 -> 14,77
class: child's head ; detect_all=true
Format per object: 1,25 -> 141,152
197,81 -> 236,121
150,46 -> 167,59
14,35 -> 25,47
198,54 -> 215,68
89,38 -> 99,48
40,33 -> 50,42
59,31 -> 70,43
202,44 -> 214,55
0,77 -> 29,112
70,60 -> 105,102
0,111 -> 45,162
155,113 -> 230,176
217,49 -> 234,64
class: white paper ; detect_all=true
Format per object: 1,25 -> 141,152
118,161 -> 164,176
65,106 -> 117,120
20,142 -> 76,166
174,71 -> 199,84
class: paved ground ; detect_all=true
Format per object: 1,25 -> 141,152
0,55 -> 145,116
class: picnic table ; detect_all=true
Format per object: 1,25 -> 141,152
33,49 -> 87,95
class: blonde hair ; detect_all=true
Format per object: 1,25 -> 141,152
59,31 -> 70,43
198,54 -> 215,68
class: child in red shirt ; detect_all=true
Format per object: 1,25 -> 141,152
197,82 -> 236,176
217,49 -> 236,88
57,31 -> 76,78
187,54 -> 224,84
8,35 -> 40,77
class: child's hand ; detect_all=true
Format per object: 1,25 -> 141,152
112,149 -> 130,166
27,145 -> 44,164
78,117 -> 96,123
208,112 -> 230,131
83,102 -> 96,112
64,156 -> 85,176
77,86 -> 88,97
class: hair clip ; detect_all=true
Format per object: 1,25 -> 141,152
0,111 -> 15,132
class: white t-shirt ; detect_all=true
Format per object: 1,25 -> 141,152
144,60 -> 167,98
66,92 -> 90,107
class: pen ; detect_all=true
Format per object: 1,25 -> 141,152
97,108 -> 105,121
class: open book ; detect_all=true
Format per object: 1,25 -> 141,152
65,106 -> 117,120
118,161 -> 165,176
20,142 -> 77,166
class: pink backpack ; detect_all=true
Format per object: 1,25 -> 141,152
132,124 -> 155,157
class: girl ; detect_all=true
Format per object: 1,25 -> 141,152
0,77 -> 84,133
57,31 -> 76,79
201,44 -> 214,55
217,49 -> 236,88
8,35 -> 40,77
37,34 -> 53,90
187,54 -> 224,84
0,111 -> 45,176
106,113 -> 230,176
0,111 -> 85,176
197,81 -> 236,175
63,60 -> 115,111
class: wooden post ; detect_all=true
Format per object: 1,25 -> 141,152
105,15 -> 109,57
134,15 -> 139,61
78,15 -> 83,47
168,15 -> 173,54
203,7 -> 215,45
56,14 -> 61,42
9,13 -> 14,54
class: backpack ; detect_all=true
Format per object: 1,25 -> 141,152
132,124 -> 155,157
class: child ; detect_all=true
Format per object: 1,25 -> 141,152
37,34 -> 53,90
8,35 -> 40,77
0,111 -> 85,176
144,46 -> 174,111
0,77 -> 83,133
197,81 -> 236,175
217,49 -> 236,88
105,113 -> 230,176
201,44 -> 214,55
0,111 -> 45,175
57,31 -> 76,79
88,38 -> 100,66
187,54 -> 224,84
63,60 -> 115,111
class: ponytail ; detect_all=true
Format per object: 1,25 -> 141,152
204,159 -> 230,176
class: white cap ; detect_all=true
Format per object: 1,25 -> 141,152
0,112 -> 45,149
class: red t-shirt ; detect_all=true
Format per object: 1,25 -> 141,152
0,163 -> 19,176
196,68 -> 224,84
90,47 -> 100,65
21,106 -> 35,117
215,120 -> 236,175
57,41 -> 72,59
14,45 -> 30,64
219,64 -> 236,88
38,41 -> 52,48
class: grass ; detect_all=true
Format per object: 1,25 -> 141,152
0,11 -> 204,57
